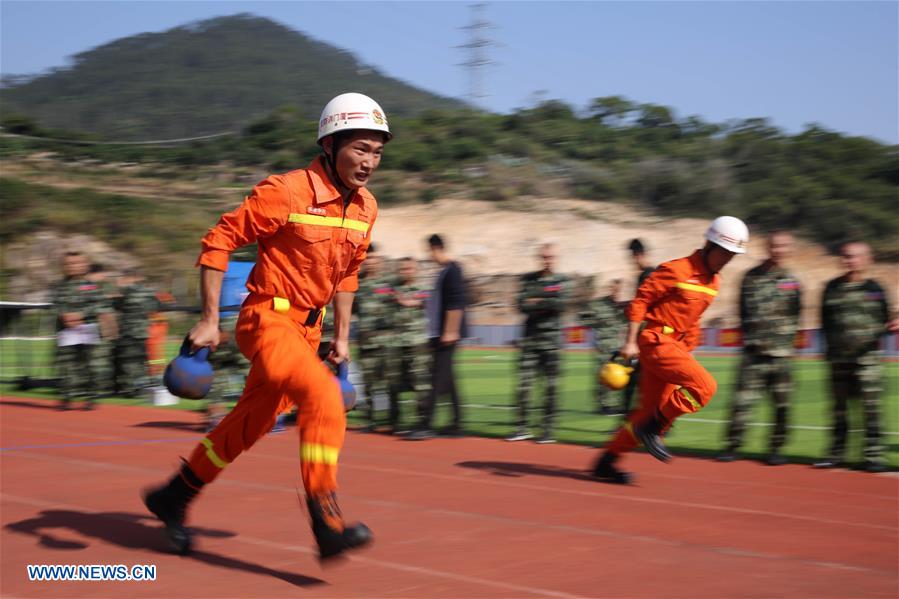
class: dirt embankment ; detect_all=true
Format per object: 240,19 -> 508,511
375,197 -> 897,327
4,155 -> 895,327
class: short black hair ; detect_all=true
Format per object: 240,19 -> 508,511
428,234 -> 444,249
368,242 -> 379,254
628,238 -> 646,254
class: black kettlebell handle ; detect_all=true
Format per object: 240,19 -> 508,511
180,335 -> 210,361
608,351 -> 638,367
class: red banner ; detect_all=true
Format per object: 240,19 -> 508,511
718,328 -> 743,347
565,326 -> 587,344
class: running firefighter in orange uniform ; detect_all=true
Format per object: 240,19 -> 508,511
143,93 -> 391,560
592,216 -> 750,484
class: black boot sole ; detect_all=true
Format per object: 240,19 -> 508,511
143,489 -> 193,555
315,523 -> 374,561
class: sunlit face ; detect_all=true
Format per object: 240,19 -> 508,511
63,254 -> 88,278
325,130 -> 385,189
399,259 -> 417,283
840,242 -> 871,274
539,245 -> 557,272
767,232 -> 794,266
364,254 -> 383,277
608,279 -> 623,298
706,244 -> 736,273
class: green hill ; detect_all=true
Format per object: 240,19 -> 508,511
0,14 -> 466,140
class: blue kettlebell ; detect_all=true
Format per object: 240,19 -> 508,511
163,337 -> 214,400
336,361 -> 356,412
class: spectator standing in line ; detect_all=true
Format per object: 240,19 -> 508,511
578,277 -> 627,415
386,257 -> 431,434
405,234 -> 467,440
719,232 -> 801,466
354,243 -> 396,431
51,251 -> 108,410
85,263 -> 117,396
113,268 -> 161,398
507,243 -> 570,443
815,241 -> 898,473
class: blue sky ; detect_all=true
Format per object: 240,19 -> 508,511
1,1 -> 896,142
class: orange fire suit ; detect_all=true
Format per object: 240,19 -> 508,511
185,156 -> 377,496
606,250 -> 720,456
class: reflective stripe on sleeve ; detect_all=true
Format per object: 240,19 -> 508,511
675,282 -> 717,296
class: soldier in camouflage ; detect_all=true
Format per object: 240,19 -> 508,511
113,269 -> 161,397
507,243 -> 570,443
51,251 -> 109,410
720,232 -> 801,465
85,263 -> 118,396
385,257 -> 431,434
815,241 -> 897,473
578,278 -> 627,415
354,245 -> 395,430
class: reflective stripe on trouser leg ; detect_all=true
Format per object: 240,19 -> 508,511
605,367 -> 675,455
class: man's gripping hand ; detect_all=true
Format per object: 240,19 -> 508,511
189,318 -> 221,352
327,338 -> 351,365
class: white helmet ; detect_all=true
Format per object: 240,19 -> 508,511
705,216 -> 749,254
316,92 -> 391,144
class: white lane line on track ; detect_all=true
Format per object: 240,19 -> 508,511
4,449 -> 897,572
0,493 -> 583,599
5,445 -> 896,534
2,486 -> 892,583
4,418 -> 894,503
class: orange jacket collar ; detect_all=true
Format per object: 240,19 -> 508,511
307,156 -> 375,206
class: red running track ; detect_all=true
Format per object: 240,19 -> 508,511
1,397 -> 896,598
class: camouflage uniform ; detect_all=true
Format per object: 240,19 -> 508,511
113,282 -> 161,397
355,274 -> 395,427
90,280 -> 117,395
578,295 -> 626,413
387,282 -> 431,431
725,264 -> 801,454
51,278 -> 107,406
821,276 -> 890,466
514,271 -> 570,437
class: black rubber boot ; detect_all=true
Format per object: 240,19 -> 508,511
634,411 -> 672,463
143,462 -> 203,555
591,452 -> 634,485
307,492 -> 373,561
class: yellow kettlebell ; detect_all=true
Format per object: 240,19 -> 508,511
599,352 -> 636,390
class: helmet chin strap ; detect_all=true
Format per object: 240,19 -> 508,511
701,244 -> 717,274
324,136 -> 351,194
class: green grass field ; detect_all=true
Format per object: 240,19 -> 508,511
2,339 -> 897,466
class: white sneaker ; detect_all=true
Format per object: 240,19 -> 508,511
505,430 -> 533,442
536,436 -> 556,444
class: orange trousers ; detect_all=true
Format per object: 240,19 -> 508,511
606,330 -> 717,455
186,302 -> 345,495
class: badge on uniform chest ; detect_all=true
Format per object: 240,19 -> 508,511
307,206 -> 327,216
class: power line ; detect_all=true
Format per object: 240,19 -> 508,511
0,130 -> 235,146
